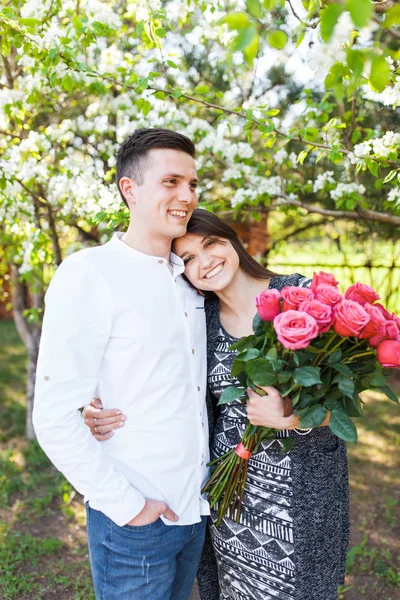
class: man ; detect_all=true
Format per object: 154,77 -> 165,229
33,128 -> 210,599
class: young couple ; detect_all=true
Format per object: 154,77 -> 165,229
34,128 -> 349,600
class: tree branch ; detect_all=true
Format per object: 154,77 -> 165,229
373,0 -> 396,12
285,0 -> 319,28
274,194 -> 400,225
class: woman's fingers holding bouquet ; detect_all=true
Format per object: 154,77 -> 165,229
247,387 -> 300,428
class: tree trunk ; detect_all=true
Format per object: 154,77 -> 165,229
10,266 -> 44,440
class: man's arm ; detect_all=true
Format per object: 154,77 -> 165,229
33,254 -> 146,526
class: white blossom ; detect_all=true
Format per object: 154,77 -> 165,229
313,171 -> 336,193
330,182 -> 366,201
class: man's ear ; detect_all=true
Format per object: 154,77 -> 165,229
119,177 -> 136,207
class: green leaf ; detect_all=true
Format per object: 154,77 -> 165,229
236,348 -> 261,362
277,371 -> 292,383
299,405 -> 328,428
231,359 -> 246,378
370,55 -> 391,93
383,170 -> 398,184
194,84 -> 210,94
329,408 -> 358,443
343,394 -> 363,417
333,373 -> 355,399
19,17 -> 41,27
62,74 -> 74,92
379,385 -> 399,403
332,363 -> 354,378
167,60 -> 178,69
246,359 -> 278,386
252,312 -> 267,336
266,347 -> 278,360
263,0 -> 277,9
348,0 -> 372,28
346,49 -> 365,77
219,12 -> 250,30
243,30 -> 259,64
268,30 -> 288,50
320,3 -> 343,42
293,366 -> 322,386
233,24 -> 258,52
246,0 -> 262,18
385,4 -> 400,27
327,350 -> 342,365
366,373 -> 386,387
230,334 -> 257,352
218,386 -> 246,405
267,108 -> 280,116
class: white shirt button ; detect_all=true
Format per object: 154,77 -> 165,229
158,259 -> 163,264
197,386 -> 201,391
192,348 -> 195,354
44,376 -> 50,381
184,312 -> 188,317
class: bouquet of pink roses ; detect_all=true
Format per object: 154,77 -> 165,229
202,271 -> 400,525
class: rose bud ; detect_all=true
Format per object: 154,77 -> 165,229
273,310 -> 319,350
368,319 -> 399,347
281,286 -> 314,311
255,289 -> 281,322
299,298 -> 334,333
377,339 -> 400,368
359,303 -> 386,339
314,284 -> 343,307
310,271 -> 339,292
333,299 -> 370,337
344,282 -> 380,306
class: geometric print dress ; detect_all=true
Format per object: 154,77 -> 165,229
208,323 -> 297,600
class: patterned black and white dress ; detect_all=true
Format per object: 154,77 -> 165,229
208,321 -> 297,600
197,274 -> 350,600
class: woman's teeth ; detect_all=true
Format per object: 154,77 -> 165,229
205,263 -> 224,279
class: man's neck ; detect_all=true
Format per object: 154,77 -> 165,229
121,223 -> 173,261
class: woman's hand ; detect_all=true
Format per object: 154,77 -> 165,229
82,398 -> 127,441
247,386 -> 300,429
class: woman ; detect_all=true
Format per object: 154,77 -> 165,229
84,209 -> 349,600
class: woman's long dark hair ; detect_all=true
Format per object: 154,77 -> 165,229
184,208 -> 277,282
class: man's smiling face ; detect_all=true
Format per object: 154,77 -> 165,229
121,148 -> 199,242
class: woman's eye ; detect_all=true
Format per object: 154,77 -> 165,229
183,256 -> 194,265
205,239 -> 216,248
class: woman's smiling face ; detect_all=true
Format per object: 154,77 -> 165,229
174,232 -> 240,292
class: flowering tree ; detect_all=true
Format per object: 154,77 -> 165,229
1,0 -> 400,437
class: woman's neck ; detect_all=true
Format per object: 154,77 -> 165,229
215,270 -> 271,320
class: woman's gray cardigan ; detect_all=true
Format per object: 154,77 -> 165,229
196,274 -> 350,600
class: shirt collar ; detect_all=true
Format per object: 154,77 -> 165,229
110,233 -> 185,278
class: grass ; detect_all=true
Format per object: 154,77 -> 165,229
0,320 -> 94,600
0,320 -> 399,599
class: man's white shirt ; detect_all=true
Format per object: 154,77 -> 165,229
33,233 -> 210,527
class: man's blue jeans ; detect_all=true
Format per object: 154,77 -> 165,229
86,504 -> 207,600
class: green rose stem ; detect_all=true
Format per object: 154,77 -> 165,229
315,336 -> 348,365
343,350 -> 375,362
312,332 -> 338,365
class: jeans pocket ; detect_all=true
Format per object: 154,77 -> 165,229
119,518 -> 163,533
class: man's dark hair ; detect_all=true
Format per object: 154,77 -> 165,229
116,128 -> 196,206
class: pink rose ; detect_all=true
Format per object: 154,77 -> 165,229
299,299 -> 334,333
344,282 -> 380,306
333,299 -> 370,337
377,339 -> 400,368
255,289 -> 281,322
368,319 -> 399,347
375,303 -> 395,321
281,286 -> 314,311
359,303 -> 386,340
310,271 -> 339,292
273,310 -> 319,350
314,284 -> 343,307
